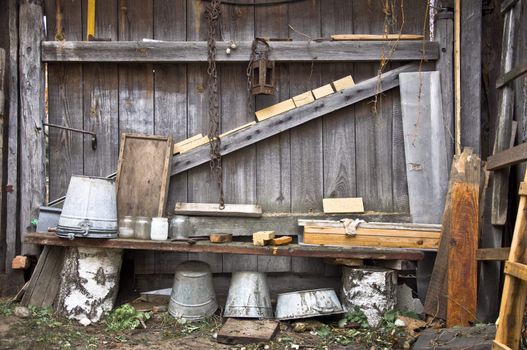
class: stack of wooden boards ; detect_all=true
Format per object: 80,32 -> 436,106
300,220 -> 441,250
171,75 -> 355,155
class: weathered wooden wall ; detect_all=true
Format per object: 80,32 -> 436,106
42,0 -> 429,284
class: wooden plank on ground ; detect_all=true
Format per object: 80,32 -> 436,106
447,148 -> 481,327
41,40 -> 440,62
399,71 -> 449,224
331,34 -> 425,41
25,233 -> 426,260
487,142 -> 527,171
172,62 -> 422,176
174,202 -> 262,218
322,198 -> 364,213
476,247 -> 510,261
116,133 -> 173,219
217,318 -> 279,345
21,246 -> 65,307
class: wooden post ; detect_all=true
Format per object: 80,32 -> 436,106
5,0 -> 19,272
0,48 -> 5,273
19,0 -> 45,255
454,0 -> 461,155
434,6 -> 454,167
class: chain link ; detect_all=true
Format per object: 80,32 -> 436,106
205,0 -> 225,209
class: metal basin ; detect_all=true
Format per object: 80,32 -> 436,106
168,261 -> 218,322
224,271 -> 273,319
275,288 -> 344,320
56,176 -> 118,239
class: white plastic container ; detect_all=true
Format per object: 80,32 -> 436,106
150,217 -> 169,241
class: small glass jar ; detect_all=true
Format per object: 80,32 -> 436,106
134,216 -> 151,240
170,215 -> 192,240
151,217 -> 169,241
119,216 -> 135,239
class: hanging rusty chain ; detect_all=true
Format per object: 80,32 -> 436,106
205,0 -> 225,209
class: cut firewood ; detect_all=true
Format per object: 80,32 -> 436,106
253,231 -> 275,246
175,202 -> 263,218
322,197 -> 364,214
209,233 -> 233,243
217,318 -> 280,345
12,255 -> 30,270
270,236 -> 292,246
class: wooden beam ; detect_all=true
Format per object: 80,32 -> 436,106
0,48 -> 5,273
41,40 -> 439,63
496,62 -> 527,88
476,247 -> 511,261
19,0 -> 45,255
487,142 -> 527,171
174,202 -> 263,218
504,261 -> 527,282
24,233 -> 425,261
331,34 -> 424,41
447,148 -> 481,327
171,62 -> 422,176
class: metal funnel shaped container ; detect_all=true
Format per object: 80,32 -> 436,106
275,288 -> 344,320
224,271 -> 273,319
56,175 -> 118,239
168,261 -> 218,322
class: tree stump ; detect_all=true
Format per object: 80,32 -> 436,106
55,247 -> 123,323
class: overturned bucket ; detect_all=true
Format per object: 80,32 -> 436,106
168,261 -> 218,322
275,288 -> 344,320
224,271 -> 273,319
56,175 -> 118,239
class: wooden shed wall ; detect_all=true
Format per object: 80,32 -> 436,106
43,0 -> 429,284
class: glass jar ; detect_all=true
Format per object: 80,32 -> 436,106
151,217 -> 169,241
134,216 -> 151,240
119,216 -> 135,239
169,215 -> 192,240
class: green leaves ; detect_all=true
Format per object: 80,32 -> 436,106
104,304 -> 151,332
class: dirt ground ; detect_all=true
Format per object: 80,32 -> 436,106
0,298 -> 415,350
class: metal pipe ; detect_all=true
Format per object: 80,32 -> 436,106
44,122 -> 97,150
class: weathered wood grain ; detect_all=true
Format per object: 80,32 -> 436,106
174,202 -> 262,217
487,142 -> 527,171
41,40 -> 440,62
0,48 -> 5,272
476,247 -> 510,261
19,0 -> 45,255
24,233 -> 425,260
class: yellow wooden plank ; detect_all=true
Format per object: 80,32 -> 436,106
332,75 -> 355,91
312,84 -> 335,99
173,133 -> 203,154
331,34 -> 424,41
492,340 -> 513,350
219,121 -> 256,138
505,261 -> 527,281
323,197 -> 364,213
86,0 -> 96,40
304,226 -> 441,240
255,99 -> 296,121
518,182 -> 527,196
178,136 -> 210,153
292,91 -> 315,107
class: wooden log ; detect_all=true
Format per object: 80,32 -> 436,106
19,0 -> 45,255
174,202 -> 263,218
322,198 -> 364,214
486,142 -> 527,171
447,148 -> 480,327
25,233 -> 426,261
172,62 -> 423,176
41,40 -> 440,62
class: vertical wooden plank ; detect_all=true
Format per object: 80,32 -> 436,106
460,0 -> 482,154
0,48 -> 5,273
5,0 -> 19,270
19,0 -> 45,255
288,0 -> 323,213
220,0 -> 258,272
352,0 -> 393,213
446,149 -> 480,327
254,0 -> 291,272
154,0 -> 186,40
48,0 -> 83,200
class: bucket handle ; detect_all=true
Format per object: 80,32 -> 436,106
78,219 -> 93,237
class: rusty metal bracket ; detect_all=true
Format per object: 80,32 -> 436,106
44,122 -> 97,150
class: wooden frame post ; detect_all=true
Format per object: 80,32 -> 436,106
19,0 -> 45,255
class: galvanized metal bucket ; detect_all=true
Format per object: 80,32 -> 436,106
56,175 -> 118,239
168,261 -> 218,322
275,288 -> 344,320
223,271 -> 273,319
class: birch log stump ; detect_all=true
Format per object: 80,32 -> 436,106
56,247 -> 123,323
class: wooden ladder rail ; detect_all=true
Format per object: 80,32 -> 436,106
493,171 -> 527,349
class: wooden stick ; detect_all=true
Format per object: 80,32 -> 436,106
454,0 -> 461,155
86,0 -> 95,40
